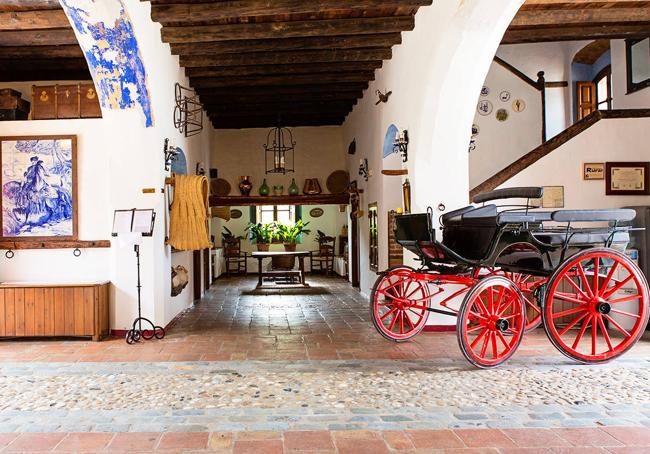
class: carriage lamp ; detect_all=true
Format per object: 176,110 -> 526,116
163,138 -> 179,171
393,129 -> 409,163
358,158 -> 369,181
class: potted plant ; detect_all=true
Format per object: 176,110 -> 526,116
277,220 -> 311,252
245,222 -> 276,251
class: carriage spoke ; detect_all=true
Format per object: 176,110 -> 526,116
405,284 -> 421,300
496,330 -> 510,349
388,311 -> 398,332
609,294 -> 642,304
523,295 -> 542,314
493,287 -> 506,314
399,311 -> 404,334
403,311 -> 414,330
469,310 -> 488,322
562,274 -> 592,301
491,330 -> 498,359
475,296 -> 490,317
603,274 -> 634,299
593,257 -> 600,296
380,307 -> 397,321
552,306 -> 587,319
610,309 -> 641,319
597,315 -> 614,352
572,314 -> 592,350
471,327 -> 488,349
603,314 -> 631,338
466,324 -> 484,334
599,262 -> 619,296
480,331 -> 490,357
559,311 -> 589,336
576,262 -> 595,299
553,292 -> 586,305
591,317 -> 598,356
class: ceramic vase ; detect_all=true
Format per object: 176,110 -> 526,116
273,184 -> 284,196
288,178 -> 299,196
239,176 -> 253,196
258,179 -> 270,196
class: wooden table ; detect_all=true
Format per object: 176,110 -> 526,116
251,251 -> 310,288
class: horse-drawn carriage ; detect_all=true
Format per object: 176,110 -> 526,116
370,187 -> 649,368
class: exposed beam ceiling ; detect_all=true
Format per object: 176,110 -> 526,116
504,0 -> 650,44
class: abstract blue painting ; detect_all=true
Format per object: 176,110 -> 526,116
1,137 -> 77,239
59,0 -> 153,127
382,124 -> 399,158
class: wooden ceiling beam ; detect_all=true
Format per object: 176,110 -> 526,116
0,69 -> 91,82
521,0 -> 650,9
0,44 -> 83,58
511,7 -> 650,27
503,23 -> 650,44
151,0 -> 430,25
197,91 -> 363,104
0,28 -> 78,46
212,117 -> 345,129
196,83 -> 367,97
161,16 -> 414,43
0,1 -> 62,12
181,48 -> 391,67
204,100 -> 354,112
209,108 -> 353,120
171,33 -> 401,56
0,9 -> 70,31
0,58 -> 89,71
190,72 -> 374,88
186,61 -> 382,78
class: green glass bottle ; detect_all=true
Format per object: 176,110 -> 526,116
288,178 -> 299,196
259,179 -> 270,196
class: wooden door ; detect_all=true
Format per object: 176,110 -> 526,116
576,81 -> 596,120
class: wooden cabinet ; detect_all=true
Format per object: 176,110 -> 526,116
0,282 -> 110,341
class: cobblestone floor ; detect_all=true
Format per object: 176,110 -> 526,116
0,276 -> 649,452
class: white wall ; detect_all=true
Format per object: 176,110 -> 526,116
469,61 -> 543,188
500,117 -> 650,209
342,0 -> 524,302
0,0 -> 213,330
211,126 -> 346,197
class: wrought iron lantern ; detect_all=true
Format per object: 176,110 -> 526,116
264,123 -> 295,174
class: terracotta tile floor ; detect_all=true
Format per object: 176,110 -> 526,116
0,427 -> 647,452
0,275 -> 648,363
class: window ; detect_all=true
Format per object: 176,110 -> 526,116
368,202 -> 378,272
626,37 -> 650,94
256,205 -> 295,224
594,66 -> 613,111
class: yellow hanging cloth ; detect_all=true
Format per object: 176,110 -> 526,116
168,175 -> 212,251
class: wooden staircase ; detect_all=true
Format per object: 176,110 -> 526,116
470,109 -> 650,200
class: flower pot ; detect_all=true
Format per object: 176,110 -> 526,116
257,243 -> 270,251
283,243 -> 297,252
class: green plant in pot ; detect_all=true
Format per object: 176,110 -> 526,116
277,220 -> 311,252
245,222 -> 277,251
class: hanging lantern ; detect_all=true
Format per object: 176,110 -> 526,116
264,123 -> 295,174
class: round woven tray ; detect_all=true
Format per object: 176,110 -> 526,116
326,170 -> 350,194
211,178 -> 231,196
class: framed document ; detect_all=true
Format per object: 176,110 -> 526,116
583,162 -> 605,180
533,186 -> 564,208
606,162 -> 650,195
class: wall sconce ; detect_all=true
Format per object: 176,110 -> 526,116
393,129 -> 409,163
358,158 -> 369,182
164,138 -> 179,171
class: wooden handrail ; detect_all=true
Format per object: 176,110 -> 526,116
469,109 -> 650,200
494,56 -> 541,90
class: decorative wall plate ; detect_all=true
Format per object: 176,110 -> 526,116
480,86 -> 490,97
309,207 -> 324,218
468,138 -> 477,153
496,109 -> 509,122
512,99 -> 526,112
230,209 -> 243,219
499,91 -> 511,102
471,124 -> 480,137
477,100 -> 493,116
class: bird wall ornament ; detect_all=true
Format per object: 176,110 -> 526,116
375,89 -> 392,105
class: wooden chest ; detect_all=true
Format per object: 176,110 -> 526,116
32,83 -> 101,120
0,282 -> 110,341
0,89 -> 30,121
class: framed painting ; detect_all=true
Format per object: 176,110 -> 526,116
606,162 -> 650,195
583,162 -> 605,180
0,135 -> 78,241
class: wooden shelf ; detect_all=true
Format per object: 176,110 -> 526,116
0,240 -> 111,250
210,193 -> 349,207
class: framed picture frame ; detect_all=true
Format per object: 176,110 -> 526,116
0,135 -> 78,241
606,162 -> 650,195
583,162 -> 605,180
533,186 -> 564,208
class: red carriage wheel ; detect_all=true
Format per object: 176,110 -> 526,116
457,276 -> 525,368
483,269 -> 544,332
370,266 -> 430,342
543,248 -> 649,364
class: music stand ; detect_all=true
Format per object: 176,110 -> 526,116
112,209 -> 165,344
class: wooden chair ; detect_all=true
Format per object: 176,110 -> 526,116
310,235 -> 336,275
223,237 -> 248,276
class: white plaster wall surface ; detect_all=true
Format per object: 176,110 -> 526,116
611,40 -> 650,109
1,0 -> 213,330
342,0 -> 524,302
469,62 -> 543,188
211,126 -> 346,196
500,118 -> 650,209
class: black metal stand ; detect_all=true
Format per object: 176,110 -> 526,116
125,244 -> 165,344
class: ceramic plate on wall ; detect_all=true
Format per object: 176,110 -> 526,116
496,109 -> 509,122
230,209 -> 243,219
481,86 -> 490,97
499,91 -> 511,102
477,100 -> 493,116
513,99 -> 526,112
310,208 -> 324,218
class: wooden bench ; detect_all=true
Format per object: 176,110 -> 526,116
0,281 -> 110,341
